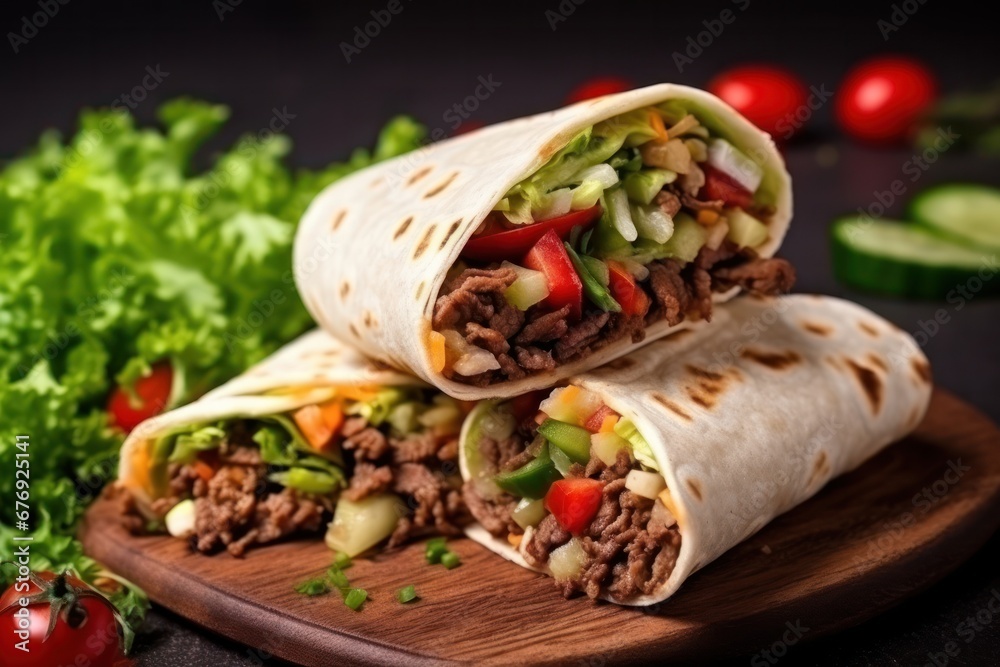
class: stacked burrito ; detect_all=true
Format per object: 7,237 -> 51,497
117,84 -> 931,606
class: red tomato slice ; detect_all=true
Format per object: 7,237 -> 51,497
108,362 -> 174,433
708,65 -> 809,140
545,478 -> 604,535
583,405 -> 619,433
523,229 -> 584,320
835,56 -> 936,144
461,205 -> 602,263
566,77 -> 632,104
700,165 -> 754,209
606,261 -> 651,318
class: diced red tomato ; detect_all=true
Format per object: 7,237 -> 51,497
545,478 -> 604,535
108,362 -> 174,433
606,261 -> 651,318
566,77 -> 632,104
461,205 -> 602,263
700,164 -> 754,209
523,229 -> 584,320
508,390 -> 550,423
583,405 -> 619,433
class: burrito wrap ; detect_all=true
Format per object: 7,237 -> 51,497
460,295 -> 932,605
294,84 -> 792,400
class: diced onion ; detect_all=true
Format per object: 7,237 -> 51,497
707,139 -> 763,192
534,188 -> 573,220
625,469 -> 667,499
640,138 -> 692,174
607,188 -> 638,242
548,537 -> 588,580
539,386 -> 604,427
618,257 -> 650,282
165,499 -> 196,538
705,220 -> 730,251
453,348 -> 501,376
632,205 -> 675,245
684,138 -> 708,162
667,114 -> 699,137
325,493 -> 404,557
512,498 -> 546,529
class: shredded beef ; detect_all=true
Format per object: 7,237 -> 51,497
344,462 -> 393,501
343,427 -> 389,461
462,480 -> 519,535
713,256 -> 796,295
654,190 -> 682,217
647,260 -> 690,326
466,322 -> 509,356
432,267 -> 516,331
388,463 -> 466,546
516,306 -> 571,345
554,311 -> 610,361
514,345 -> 556,372
391,432 -> 441,464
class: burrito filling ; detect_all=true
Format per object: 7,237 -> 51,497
432,103 -> 794,385
120,387 -> 468,556
463,385 -> 680,601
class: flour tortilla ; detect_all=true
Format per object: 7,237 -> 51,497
293,84 -> 793,400
459,295 -> 933,606
118,330 -> 426,509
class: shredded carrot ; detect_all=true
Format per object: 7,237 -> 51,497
293,404 -> 333,450
193,460 -> 216,482
337,385 -> 380,402
429,331 -> 447,373
649,109 -> 669,141
697,209 -> 720,226
319,401 -> 344,436
599,415 -> 620,433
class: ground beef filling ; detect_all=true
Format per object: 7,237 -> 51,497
124,415 -> 469,556
463,421 -> 682,601
435,241 -> 794,386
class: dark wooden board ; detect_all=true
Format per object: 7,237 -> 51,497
79,389 -> 1000,666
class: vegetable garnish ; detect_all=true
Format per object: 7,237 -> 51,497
0,98 -> 426,628
440,552 -> 462,570
397,585 -> 419,604
344,588 -> 368,612
294,577 -> 332,597
425,537 -> 449,564
334,551 -> 354,570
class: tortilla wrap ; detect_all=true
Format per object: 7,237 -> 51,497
459,295 -> 933,605
293,84 -> 793,400
118,330 -> 426,510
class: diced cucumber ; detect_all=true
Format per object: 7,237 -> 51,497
565,243 -> 621,313
831,216 -> 1000,299
512,498 -> 546,529
325,493 -> 404,557
908,183 -> 1000,252
623,169 -> 677,205
659,213 -> 708,263
537,419 -> 591,465
494,443 -> 561,499
502,261 -> 550,310
591,431 -> 630,466
548,538 -> 587,580
726,208 -> 769,249
387,402 -> 420,434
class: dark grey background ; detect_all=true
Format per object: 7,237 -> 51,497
3,0 -> 998,664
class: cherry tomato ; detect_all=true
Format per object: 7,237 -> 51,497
523,229 -> 584,320
108,362 -> 174,433
0,571 -> 126,667
708,65 -> 809,139
461,205 -> 602,263
566,77 -> 632,105
836,56 -> 936,144
606,261 -> 651,318
545,478 -> 604,535
700,164 -> 754,209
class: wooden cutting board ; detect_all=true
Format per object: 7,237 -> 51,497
79,389 -> 1000,666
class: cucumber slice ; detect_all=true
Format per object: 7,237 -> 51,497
726,208 -> 769,248
659,213 -> 708,263
831,216 -> 1000,299
909,183 -> 1000,252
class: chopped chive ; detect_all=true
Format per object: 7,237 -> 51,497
328,565 -> 351,594
294,577 -> 330,597
440,551 -> 461,570
425,537 -> 448,564
397,585 -> 418,604
344,588 -> 367,611
333,551 -> 353,570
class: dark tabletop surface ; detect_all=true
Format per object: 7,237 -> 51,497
3,0 -> 999,664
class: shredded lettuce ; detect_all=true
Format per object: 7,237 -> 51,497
346,388 -> 416,426
169,425 -> 226,464
0,100 -> 424,596
613,418 -> 659,471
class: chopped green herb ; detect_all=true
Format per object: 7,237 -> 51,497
294,577 -> 331,597
397,585 -> 418,604
425,537 -> 448,564
328,565 -> 351,594
344,588 -> 368,611
440,552 -> 461,570
333,551 -> 353,570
